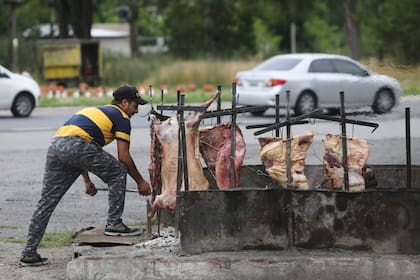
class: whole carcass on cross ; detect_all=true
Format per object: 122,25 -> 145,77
323,134 -> 369,191
148,91 -> 221,217
258,131 -> 314,189
199,123 -> 245,189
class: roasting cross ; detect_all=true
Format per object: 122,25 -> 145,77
246,91 -> 379,191
200,84 -> 267,189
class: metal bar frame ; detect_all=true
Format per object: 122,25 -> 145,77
230,83 -> 237,189
285,90 -> 292,187
340,91 -> 350,191
217,85 -> 222,124
406,107 -> 412,189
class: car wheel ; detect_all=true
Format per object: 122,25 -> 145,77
295,91 -> 317,115
372,89 -> 394,114
11,93 -> 34,117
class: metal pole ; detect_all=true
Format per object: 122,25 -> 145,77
146,86 -> 153,237
290,22 -> 296,53
286,90 -> 291,188
175,91 -> 183,237
275,94 -> 280,137
340,91 -> 349,191
230,82 -> 237,188
10,1 -> 19,72
406,107 -> 412,189
156,87 -> 164,236
217,85 -> 222,124
180,94 -> 189,192
160,89 -> 164,115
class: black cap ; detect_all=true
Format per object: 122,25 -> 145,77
112,85 -> 148,105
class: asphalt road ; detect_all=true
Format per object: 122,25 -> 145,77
0,97 -> 419,241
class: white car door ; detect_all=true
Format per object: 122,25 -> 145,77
332,59 -> 374,106
308,59 -> 342,107
0,66 -> 15,109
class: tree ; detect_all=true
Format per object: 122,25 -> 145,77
362,0 -> 420,64
54,0 -> 93,38
343,0 -> 361,59
128,0 -> 139,56
303,1 -> 344,54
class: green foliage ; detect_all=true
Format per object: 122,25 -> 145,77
162,0 -> 253,58
102,53 -> 173,86
253,18 -> 282,59
303,1 -> 345,54
3,0 -> 420,76
361,0 -> 420,64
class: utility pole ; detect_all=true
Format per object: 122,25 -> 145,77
5,0 -> 23,72
290,22 -> 296,53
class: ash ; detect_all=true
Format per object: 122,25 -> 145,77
136,226 -> 180,250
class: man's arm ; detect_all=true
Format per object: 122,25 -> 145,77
81,171 -> 97,196
116,140 -> 151,196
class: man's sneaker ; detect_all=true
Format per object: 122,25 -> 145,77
104,223 -> 142,236
19,252 -> 48,267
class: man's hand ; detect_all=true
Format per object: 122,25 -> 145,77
85,182 -> 97,196
137,180 -> 151,196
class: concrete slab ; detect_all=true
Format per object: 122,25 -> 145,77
66,245 -> 420,280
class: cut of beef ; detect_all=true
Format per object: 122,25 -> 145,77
322,134 -> 369,191
199,123 -> 245,189
258,131 -> 314,189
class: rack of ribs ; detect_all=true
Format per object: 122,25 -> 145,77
323,134 -> 369,191
258,131 -> 314,189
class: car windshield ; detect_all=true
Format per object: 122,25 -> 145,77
254,57 -> 302,71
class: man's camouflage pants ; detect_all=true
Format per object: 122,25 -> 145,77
22,136 -> 127,255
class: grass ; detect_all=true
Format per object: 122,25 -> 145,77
363,58 -> 420,96
1,221 -> 150,248
2,231 -> 74,248
39,88 -> 233,107
0,225 -> 20,230
40,96 -> 112,107
128,218 -> 156,227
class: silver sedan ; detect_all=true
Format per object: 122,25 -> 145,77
235,53 -> 403,115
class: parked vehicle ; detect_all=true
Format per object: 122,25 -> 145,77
0,65 -> 40,117
234,53 -> 403,115
37,38 -> 103,87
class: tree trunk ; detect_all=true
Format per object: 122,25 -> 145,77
55,0 -> 70,38
55,0 -> 93,39
128,0 -> 139,56
343,0 -> 361,60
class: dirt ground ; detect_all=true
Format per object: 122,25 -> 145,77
0,148 -> 151,280
0,243 -> 73,280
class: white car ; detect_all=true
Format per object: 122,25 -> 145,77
235,53 -> 403,115
0,64 -> 40,117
